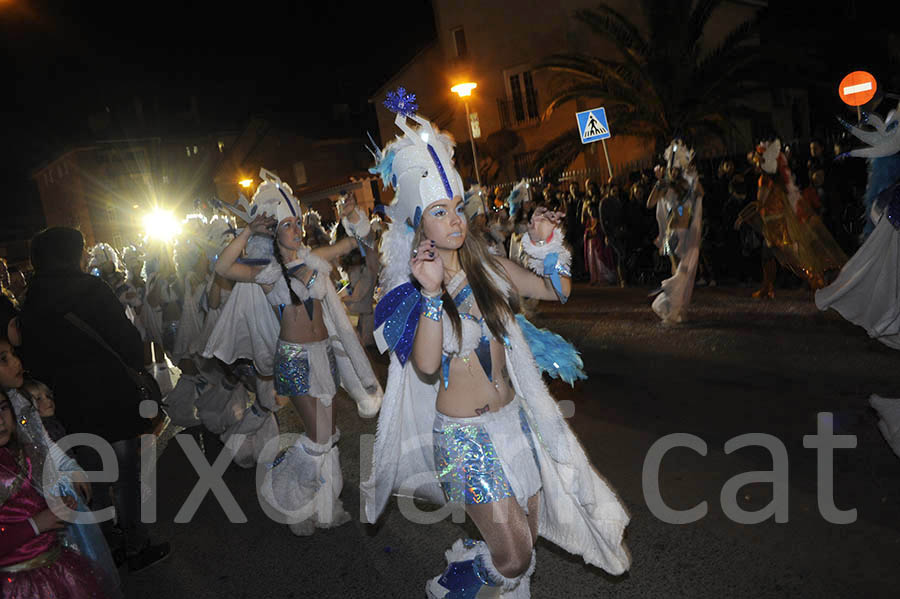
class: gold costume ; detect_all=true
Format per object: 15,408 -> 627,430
738,175 -> 847,293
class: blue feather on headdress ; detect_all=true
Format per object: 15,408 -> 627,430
368,146 -> 397,190
516,314 -> 587,386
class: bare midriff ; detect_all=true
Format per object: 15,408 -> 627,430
435,292 -> 516,418
265,265 -> 329,345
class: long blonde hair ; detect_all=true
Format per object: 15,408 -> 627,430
412,221 -> 520,344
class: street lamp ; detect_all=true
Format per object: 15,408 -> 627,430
451,81 -> 488,215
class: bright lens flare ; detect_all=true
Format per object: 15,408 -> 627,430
239,179 -> 253,188
143,210 -> 180,242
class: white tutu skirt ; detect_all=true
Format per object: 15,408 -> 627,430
196,378 -> 248,435
203,281 -> 279,376
816,216 -> 900,349
221,403 -> 280,469
164,375 -> 201,427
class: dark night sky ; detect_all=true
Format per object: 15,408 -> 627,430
2,0 -> 436,234
4,0 -> 900,239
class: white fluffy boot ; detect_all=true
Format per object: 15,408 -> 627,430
313,431 -> 351,530
426,539 -> 535,599
259,431 -> 350,536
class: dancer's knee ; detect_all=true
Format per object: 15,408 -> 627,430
494,543 -> 533,579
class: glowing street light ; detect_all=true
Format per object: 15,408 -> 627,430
451,81 -> 486,214
143,209 -> 180,242
451,82 -> 477,97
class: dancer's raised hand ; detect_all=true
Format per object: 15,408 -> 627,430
410,239 -> 443,295
249,214 -> 277,236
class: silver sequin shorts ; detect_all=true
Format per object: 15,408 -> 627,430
432,396 -> 542,508
274,338 -> 339,404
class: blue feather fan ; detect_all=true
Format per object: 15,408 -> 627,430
516,314 -> 587,386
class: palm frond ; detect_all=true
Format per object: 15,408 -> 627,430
574,7 -> 648,72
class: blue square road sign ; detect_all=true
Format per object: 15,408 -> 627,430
576,107 -> 611,144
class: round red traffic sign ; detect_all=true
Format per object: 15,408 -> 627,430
839,71 -> 877,106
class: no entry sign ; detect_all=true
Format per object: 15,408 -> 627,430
839,71 -> 877,106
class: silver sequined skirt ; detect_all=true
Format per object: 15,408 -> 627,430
432,396 -> 542,508
274,338 -> 339,404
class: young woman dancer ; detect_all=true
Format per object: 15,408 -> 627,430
646,140 -> 704,324
215,169 -> 382,535
362,92 -> 630,598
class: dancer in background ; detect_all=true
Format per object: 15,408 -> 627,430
362,90 -> 629,598
815,103 -> 900,464
215,169 -> 382,536
646,139 -> 704,324
735,139 -> 846,298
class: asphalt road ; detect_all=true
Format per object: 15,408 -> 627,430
123,283 -> 900,599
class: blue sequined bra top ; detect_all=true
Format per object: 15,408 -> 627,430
439,270 -> 510,389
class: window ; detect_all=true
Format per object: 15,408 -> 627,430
293,162 -> 307,186
193,145 -> 199,155
218,140 -> 225,153
452,27 -> 467,58
501,65 -> 540,128
185,146 -> 191,157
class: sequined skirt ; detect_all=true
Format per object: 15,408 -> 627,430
433,396 -> 542,508
274,338 -> 339,404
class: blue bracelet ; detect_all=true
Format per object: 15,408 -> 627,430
421,294 -> 443,321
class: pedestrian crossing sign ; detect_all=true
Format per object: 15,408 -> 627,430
576,107 -> 611,144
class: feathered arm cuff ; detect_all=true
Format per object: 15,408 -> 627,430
341,208 -> 373,256
520,229 -> 572,303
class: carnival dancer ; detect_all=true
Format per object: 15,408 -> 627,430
815,105 -> 900,461
361,90 -> 629,598
200,228 -> 281,469
142,242 -> 179,395
215,169 -> 383,535
87,244 -> 144,333
646,140 -> 704,323
816,106 -> 900,350
734,139 -> 847,298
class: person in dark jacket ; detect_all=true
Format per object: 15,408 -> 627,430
599,185 -> 628,287
20,227 -> 169,573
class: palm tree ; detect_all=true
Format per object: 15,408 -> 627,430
535,0 -> 771,176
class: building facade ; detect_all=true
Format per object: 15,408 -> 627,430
213,118 -> 380,224
32,134 -> 232,249
372,0 -> 786,188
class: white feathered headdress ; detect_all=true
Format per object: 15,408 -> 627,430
839,103 -> 900,158
664,139 -> 695,171
368,87 -> 466,291
254,168 -> 302,224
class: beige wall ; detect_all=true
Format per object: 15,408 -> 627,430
373,0 -> 768,185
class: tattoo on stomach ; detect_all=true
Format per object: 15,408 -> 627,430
475,404 -> 490,416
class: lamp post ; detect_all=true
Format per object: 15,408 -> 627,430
451,82 -> 487,215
